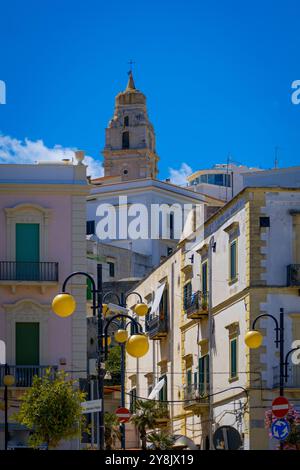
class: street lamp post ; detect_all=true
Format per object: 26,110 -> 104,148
3,365 -> 15,450
102,290 -> 147,450
52,264 -> 149,451
245,307 -> 300,449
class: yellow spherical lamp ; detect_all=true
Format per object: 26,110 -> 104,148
52,293 -> 76,318
114,329 -> 128,343
134,303 -> 148,317
126,334 -> 149,358
3,375 -> 15,387
245,330 -> 263,349
102,336 -> 112,347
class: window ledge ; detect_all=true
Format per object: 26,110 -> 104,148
228,376 -> 239,383
228,277 -> 238,286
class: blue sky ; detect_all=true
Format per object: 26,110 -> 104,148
0,0 -> 300,181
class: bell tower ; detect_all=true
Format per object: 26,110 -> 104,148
102,72 -> 159,181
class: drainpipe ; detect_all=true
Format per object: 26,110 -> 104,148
208,236 -> 215,449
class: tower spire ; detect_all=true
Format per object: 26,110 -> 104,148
126,70 -> 136,91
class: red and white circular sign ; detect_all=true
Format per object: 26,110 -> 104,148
272,396 -> 290,418
115,406 -> 131,423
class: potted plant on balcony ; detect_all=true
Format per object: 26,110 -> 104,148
153,402 -> 169,425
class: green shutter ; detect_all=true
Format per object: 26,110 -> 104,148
16,224 -> 40,280
16,322 -> 39,365
202,262 -> 208,294
230,241 -> 237,280
16,224 -> 39,262
199,357 -> 205,394
230,338 -> 237,378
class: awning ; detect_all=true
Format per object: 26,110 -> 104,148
149,283 -> 165,316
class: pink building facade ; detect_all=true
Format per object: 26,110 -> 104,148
0,162 -> 88,449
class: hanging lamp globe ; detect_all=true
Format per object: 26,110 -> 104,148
126,334 -> 149,358
3,375 -> 15,387
134,303 -> 148,317
245,330 -> 263,349
114,329 -> 128,343
52,293 -> 76,318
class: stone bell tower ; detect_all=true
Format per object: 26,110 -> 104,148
102,72 -> 159,181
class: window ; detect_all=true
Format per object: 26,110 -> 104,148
167,247 -> 173,256
122,131 -> 130,149
16,223 -> 40,280
183,282 -> 192,310
169,213 -> 174,239
108,261 -> 115,277
230,337 -> 238,379
186,369 -> 192,393
129,388 -> 137,413
159,288 -> 168,323
229,240 -> 237,281
260,216 -> 270,228
159,374 -> 168,401
86,220 -> 95,235
16,322 -> 39,366
193,371 -> 198,390
123,169 -> 128,175
198,355 -> 209,395
201,261 -> 208,295
124,115 -> 129,127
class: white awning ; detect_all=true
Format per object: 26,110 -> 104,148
149,282 -> 165,316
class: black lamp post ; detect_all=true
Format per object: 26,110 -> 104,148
101,290 -> 144,450
245,308 -> 300,449
52,264 -> 148,451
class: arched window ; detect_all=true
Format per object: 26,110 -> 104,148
122,131 -> 130,149
124,115 -> 129,127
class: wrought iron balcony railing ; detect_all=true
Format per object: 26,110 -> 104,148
287,264 -> 300,286
184,291 -> 208,319
0,365 -> 58,387
0,261 -> 59,282
146,314 -> 168,340
183,383 -> 209,408
273,365 -> 300,389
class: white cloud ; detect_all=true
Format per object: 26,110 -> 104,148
0,133 -> 103,179
168,162 -> 193,185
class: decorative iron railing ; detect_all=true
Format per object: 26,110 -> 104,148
0,261 -> 58,282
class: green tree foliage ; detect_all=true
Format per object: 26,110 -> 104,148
147,430 -> 174,450
13,369 -> 87,448
104,412 -> 121,450
105,345 -> 121,374
130,399 -> 160,450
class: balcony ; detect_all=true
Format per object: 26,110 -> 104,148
146,315 -> 168,340
287,264 -> 300,286
183,383 -> 209,410
184,291 -> 208,320
0,262 -> 59,292
0,365 -> 58,387
273,365 -> 300,389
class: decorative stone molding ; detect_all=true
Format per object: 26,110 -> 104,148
4,203 -> 52,261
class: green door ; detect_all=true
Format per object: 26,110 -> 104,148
16,223 -> 40,280
16,322 -> 40,365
